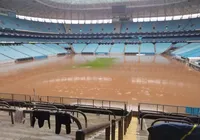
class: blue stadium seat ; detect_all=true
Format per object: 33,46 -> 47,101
172,43 -> 200,55
9,45 -> 44,57
82,44 -> 99,53
0,45 -> 30,59
0,53 -> 12,61
72,44 -> 86,53
140,43 -> 155,55
156,43 -> 171,54
23,44 -> 53,56
95,45 -> 111,54
110,44 -> 125,53
125,44 -> 139,53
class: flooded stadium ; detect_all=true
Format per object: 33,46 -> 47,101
0,55 -> 199,107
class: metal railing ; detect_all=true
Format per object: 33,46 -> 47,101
76,107 -> 116,121
138,103 -> 191,114
40,95 -> 127,110
75,111 -> 133,140
0,93 -> 127,110
32,103 -> 88,128
0,107 -> 83,130
0,93 -> 31,102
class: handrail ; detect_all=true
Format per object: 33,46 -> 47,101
0,101 -> 10,106
76,122 -> 110,140
102,106 -> 124,111
76,107 -> 116,121
75,104 -> 98,108
0,103 -> 10,108
34,104 -> 58,109
139,109 -> 165,114
60,109 -> 88,128
102,106 -> 126,116
138,110 -> 166,124
32,107 -> 88,128
32,107 -> 58,111
52,103 -> 66,109
0,107 -> 83,130
23,110 -> 83,129
151,118 -> 193,127
140,114 -> 194,130
75,111 -> 133,140
70,114 -> 83,130
0,107 -> 15,124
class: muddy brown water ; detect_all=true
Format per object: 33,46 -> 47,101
0,55 -> 199,108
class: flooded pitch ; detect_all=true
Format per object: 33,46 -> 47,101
0,55 -> 200,107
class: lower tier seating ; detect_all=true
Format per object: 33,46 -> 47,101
0,44 -> 68,63
95,45 -> 111,54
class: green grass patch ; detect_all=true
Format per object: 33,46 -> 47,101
78,58 -> 116,69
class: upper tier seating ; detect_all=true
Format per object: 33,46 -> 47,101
0,15 -> 65,33
1,15 -> 200,34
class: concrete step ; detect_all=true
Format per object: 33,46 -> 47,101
0,110 -> 113,140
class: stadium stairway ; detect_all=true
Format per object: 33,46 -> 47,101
124,117 -> 138,140
114,22 -> 121,33
0,109 -> 120,140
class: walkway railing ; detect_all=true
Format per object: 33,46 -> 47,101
138,103 -> 188,114
40,95 -> 127,110
0,93 -> 127,110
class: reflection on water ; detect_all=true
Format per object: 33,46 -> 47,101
0,55 -> 170,75
0,56 -> 69,75
73,55 -> 170,64
131,77 -> 185,87
43,76 -> 112,83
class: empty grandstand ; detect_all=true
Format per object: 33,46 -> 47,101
0,0 -> 200,140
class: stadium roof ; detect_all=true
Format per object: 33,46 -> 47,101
0,0 -> 200,20
38,0 -> 186,5
43,0 -> 130,5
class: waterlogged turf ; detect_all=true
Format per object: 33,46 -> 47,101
79,58 -> 116,68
